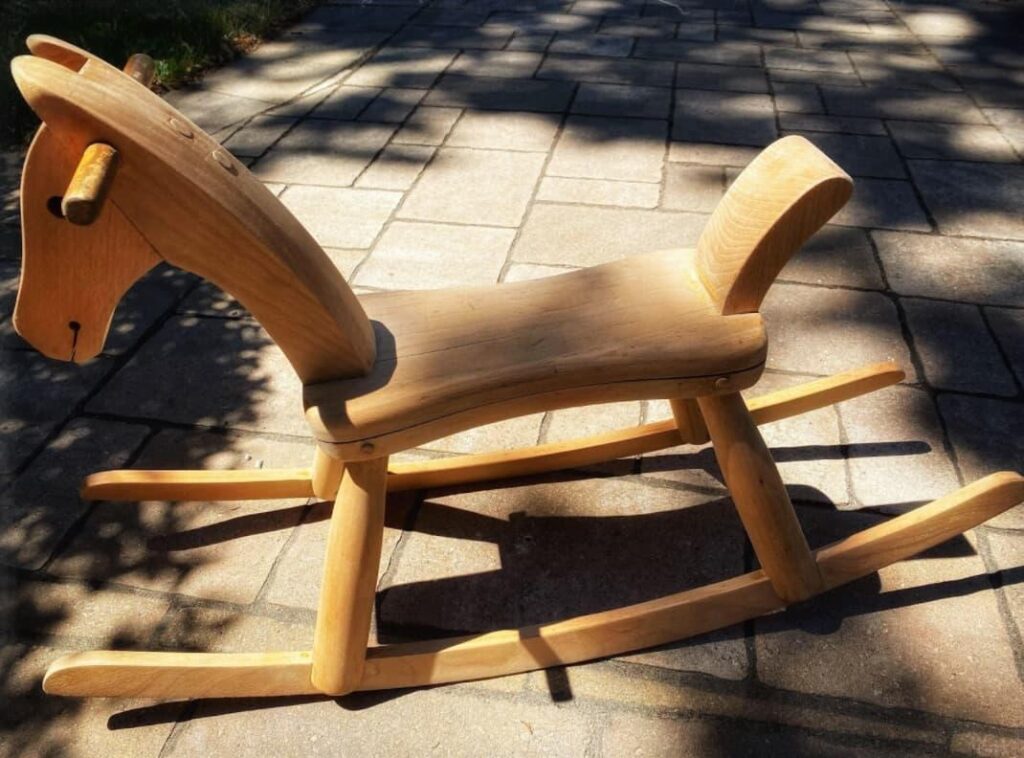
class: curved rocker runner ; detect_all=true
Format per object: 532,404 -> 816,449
10,37 -> 1024,701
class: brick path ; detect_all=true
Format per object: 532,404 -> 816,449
2,0 -> 1024,755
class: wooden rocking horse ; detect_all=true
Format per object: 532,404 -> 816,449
10,36 -> 1023,700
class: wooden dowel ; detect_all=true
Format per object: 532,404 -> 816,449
123,53 -> 155,87
669,398 -> 709,444
699,392 -> 823,602
311,457 -> 388,695
61,143 -> 119,225
311,448 -> 344,500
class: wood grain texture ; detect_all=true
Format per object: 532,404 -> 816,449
80,467 -> 315,501
306,249 -> 767,457
16,125 -> 159,362
41,471 -> 1024,698
12,53 -> 375,383
311,457 -> 388,695
699,391 -> 823,602
311,448 -> 345,501
61,142 -> 119,225
696,135 -> 853,315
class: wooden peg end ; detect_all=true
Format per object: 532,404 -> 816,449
62,143 -> 119,226
123,53 -> 155,87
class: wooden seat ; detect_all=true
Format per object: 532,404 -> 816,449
304,248 -> 766,456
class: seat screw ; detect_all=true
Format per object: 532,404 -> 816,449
360,442 -> 375,455
715,377 -> 729,389
168,117 -> 193,139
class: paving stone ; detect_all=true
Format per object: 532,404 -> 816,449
781,226 -> 884,290
564,659 -> 945,746
778,112 -> 887,136
168,687 -> 593,757
447,50 -> 544,79
839,384 -> 960,510
902,299 -> 1016,396
280,185 -> 401,248
391,105 -> 462,145
286,4 -> 414,34
262,493 -> 414,614
544,401 -> 642,444
199,34 -> 384,103
303,84 -> 380,120
502,263 -> 579,284
667,141 -> 759,167
831,178 -> 931,232
379,475 -> 744,634
939,395 -> 1024,529
951,64 -> 1024,110
756,510 -> 1024,726
908,160 -> 1024,241
547,116 -> 667,183
786,131 -> 904,179
163,87 -> 272,132
426,414 -> 545,455
598,18 -> 678,38
357,88 -> 427,123
89,315 -> 307,436
156,605 -> 313,652
0,645 -> 181,758
985,531 -> 1024,646
356,221 -> 514,290
761,283 -> 917,383
570,0 -> 642,18
410,7 -> 490,27
264,84 -> 334,119
766,47 -> 856,75
537,54 -> 674,87
984,107 -> 1024,156
888,121 -> 1017,163
549,33 -> 634,57
633,39 -> 762,67
253,120 -> 396,186
425,74 -> 576,113
675,63 -> 769,94
537,176 -> 660,208
344,47 -> 459,88
355,143 -> 436,190
572,83 -> 672,119
951,728 -> 1024,758
662,163 -> 724,212
446,110 -> 560,151
820,85 -> 987,123
848,52 -> 962,92
673,90 -> 777,147
221,116 -> 296,157
50,429 -> 311,603
0,350 -> 116,476
768,66 -> 863,89
398,147 -> 545,227
506,31 -> 554,51
514,204 -> 706,266
986,307 -> 1024,385
390,25 -> 513,50
1,573 -> 168,645
771,81 -> 826,115
674,23 -> 716,42
486,11 -> 599,35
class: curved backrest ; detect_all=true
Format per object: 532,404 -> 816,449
696,136 -> 853,315
11,44 -> 376,384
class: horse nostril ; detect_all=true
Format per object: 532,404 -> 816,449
47,196 -> 64,218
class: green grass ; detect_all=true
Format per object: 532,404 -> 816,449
2,0 -> 321,147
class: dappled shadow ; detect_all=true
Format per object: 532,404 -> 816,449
2,0 -> 1023,753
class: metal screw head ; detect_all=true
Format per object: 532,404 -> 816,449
359,442 -> 375,455
714,377 -> 729,390
211,148 -> 237,174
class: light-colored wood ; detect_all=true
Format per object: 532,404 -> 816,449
123,53 -> 155,86
25,34 -> 91,71
310,457 -> 388,695
12,53 -> 375,383
669,398 -> 709,445
311,448 -> 345,501
699,392 -> 823,602
697,135 -> 853,315
79,361 -> 906,500
306,248 -> 767,457
80,467 -> 314,501
16,125 -> 160,362
41,472 -> 1024,698
61,142 -> 119,225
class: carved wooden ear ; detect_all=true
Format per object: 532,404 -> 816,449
14,123 -> 159,362
696,136 -> 853,315
26,34 -> 91,71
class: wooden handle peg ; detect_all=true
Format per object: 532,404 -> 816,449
123,53 -> 155,87
61,143 -> 120,226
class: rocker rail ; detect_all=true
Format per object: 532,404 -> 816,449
43,472 -> 1024,698
80,362 -> 905,501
